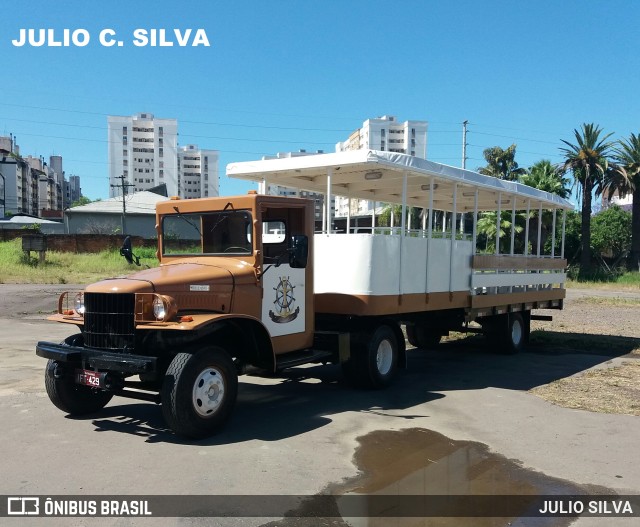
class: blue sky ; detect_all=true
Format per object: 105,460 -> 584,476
1,0 -> 638,205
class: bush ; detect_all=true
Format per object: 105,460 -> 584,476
591,206 -> 632,259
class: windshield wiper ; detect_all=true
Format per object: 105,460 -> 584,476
172,206 -> 202,237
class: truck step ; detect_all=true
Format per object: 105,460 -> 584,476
275,349 -> 335,371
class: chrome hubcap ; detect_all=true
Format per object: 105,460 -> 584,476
511,319 -> 523,346
376,339 -> 393,375
192,367 -> 225,417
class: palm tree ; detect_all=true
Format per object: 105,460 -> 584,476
477,211 -> 523,253
519,160 -> 571,254
379,203 -> 422,232
612,133 -> 640,270
560,124 -> 616,277
478,144 -> 527,181
521,160 -> 571,199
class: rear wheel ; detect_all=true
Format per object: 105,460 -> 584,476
482,313 -> 527,354
504,312 -> 526,354
406,324 -> 442,349
44,360 -> 113,415
161,347 -> 238,439
342,324 -> 398,389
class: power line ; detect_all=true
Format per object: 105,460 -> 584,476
110,174 -> 134,234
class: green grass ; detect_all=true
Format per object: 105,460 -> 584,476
0,239 -> 159,284
573,296 -> 640,307
565,271 -> 640,290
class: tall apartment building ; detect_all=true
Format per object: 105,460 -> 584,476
0,154 -> 36,216
1,136 -> 80,217
336,115 -> 428,157
178,145 -> 219,199
108,113 -> 179,198
65,175 -> 82,208
335,115 -> 428,217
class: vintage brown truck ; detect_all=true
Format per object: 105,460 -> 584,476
36,151 -> 570,438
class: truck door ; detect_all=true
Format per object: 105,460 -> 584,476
260,210 -> 306,338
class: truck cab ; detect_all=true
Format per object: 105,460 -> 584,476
37,193 -> 318,438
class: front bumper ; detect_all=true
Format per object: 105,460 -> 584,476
36,341 -> 156,374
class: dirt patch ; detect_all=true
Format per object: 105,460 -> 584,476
526,294 -> 640,415
531,358 -> 640,416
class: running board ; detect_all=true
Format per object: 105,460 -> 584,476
115,389 -> 161,404
275,350 -> 334,370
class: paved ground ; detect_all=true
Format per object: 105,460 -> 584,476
0,284 -> 638,526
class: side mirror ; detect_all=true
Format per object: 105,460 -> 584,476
120,236 -> 140,266
289,235 -> 308,269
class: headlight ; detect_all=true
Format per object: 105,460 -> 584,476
134,293 -> 177,323
74,292 -> 85,315
153,296 -> 167,320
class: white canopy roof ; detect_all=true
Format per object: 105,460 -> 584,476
227,150 -> 573,212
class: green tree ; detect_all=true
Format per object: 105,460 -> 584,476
520,160 -> 572,253
612,133 -> 640,270
71,196 -> 92,207
560,123 -> 616,278
379,203 -> 422,231
591,205 -> 632,260
476,211 -> 523,253
521,160 -> 571,199
478,144 -> 527,181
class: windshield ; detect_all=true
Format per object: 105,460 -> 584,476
162,210 -> 253,256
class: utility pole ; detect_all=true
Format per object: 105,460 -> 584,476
462,120 -> 468,169
110,175 -> 134,235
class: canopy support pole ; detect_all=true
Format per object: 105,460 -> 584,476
325,168 -> 332,235
510,197 -> 516,256
524,200 -> 531,257
561,210 -> 567,259
472,189 -> 478,255
449,183 -> 457,293
401,171 -> 407,237
551,208 -> 557,257
425,176 -> 434,295
495,192 -> 501,256
537,204 -> 543,257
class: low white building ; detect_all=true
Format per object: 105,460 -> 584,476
0,214 -> 64,234
65,190 -> 168,238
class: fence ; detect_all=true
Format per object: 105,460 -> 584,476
0,231 -> 157,252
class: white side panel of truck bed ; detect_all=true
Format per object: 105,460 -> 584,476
314,234 -> 473,296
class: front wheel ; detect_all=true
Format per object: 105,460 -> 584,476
161,347 -> 238,439
44,360 -> 113,415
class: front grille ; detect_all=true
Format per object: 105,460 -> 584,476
84,293 -> 135,350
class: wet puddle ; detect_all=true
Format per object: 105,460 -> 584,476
264,428 -> 606,527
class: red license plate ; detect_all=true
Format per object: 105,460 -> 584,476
75,369 -> 101,388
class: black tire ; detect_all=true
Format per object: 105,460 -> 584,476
44,360 -> 113,415
406,324 -> 442,350
342,325 -> 398,389
161,347 -> 238,439
503,312 -> 526,354
483,313 -> 526,354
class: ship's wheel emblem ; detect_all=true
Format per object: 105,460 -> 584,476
269,276 -> 300,324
